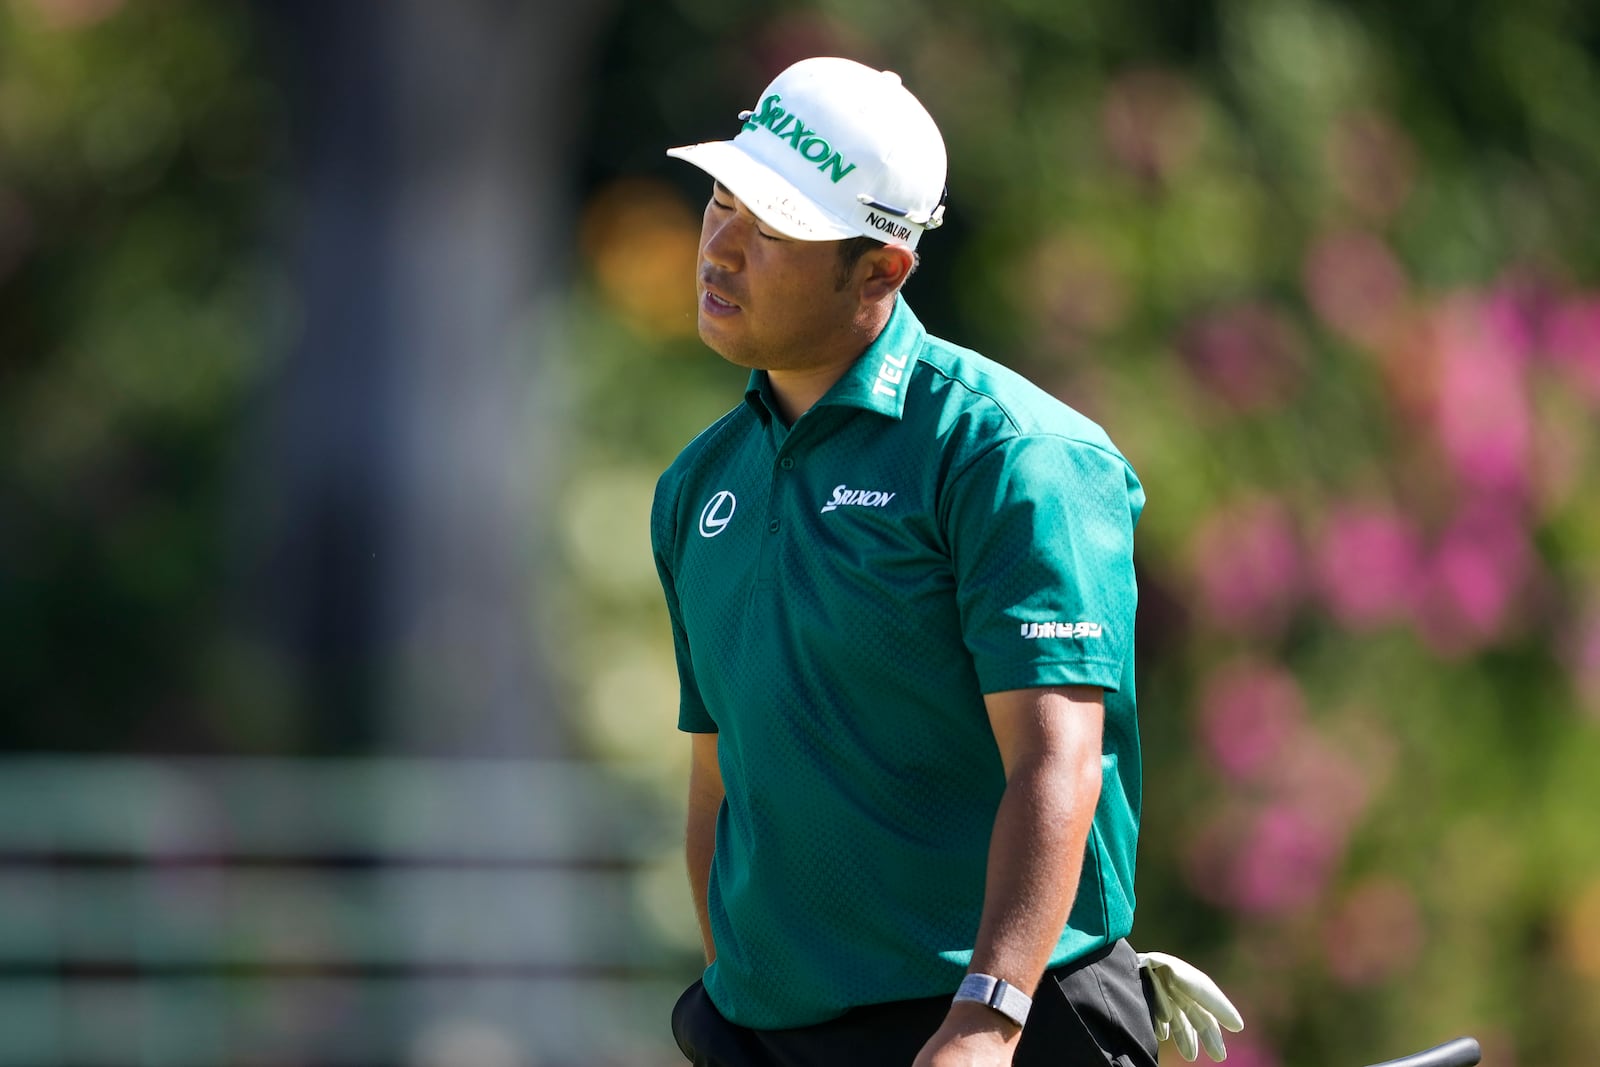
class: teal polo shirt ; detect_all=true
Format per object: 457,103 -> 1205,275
651,298 -> 1146,1029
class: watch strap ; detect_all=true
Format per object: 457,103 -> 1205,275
953,972 -> 1032,1027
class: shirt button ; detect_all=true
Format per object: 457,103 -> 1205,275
779,457 -> 795,470
768,520 -> 781,533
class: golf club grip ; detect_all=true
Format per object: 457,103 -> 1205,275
1362,1036 -> 1481,1067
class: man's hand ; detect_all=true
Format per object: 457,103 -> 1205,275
911,1002 -> 1020,1066
1137,951 -> 1245,1062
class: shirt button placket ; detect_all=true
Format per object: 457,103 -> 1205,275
755,455 -> 790,587
773,457 -> 792,532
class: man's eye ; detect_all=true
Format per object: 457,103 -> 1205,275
755,227 -> 782,241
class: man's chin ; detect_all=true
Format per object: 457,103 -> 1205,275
697,322 -> 759,370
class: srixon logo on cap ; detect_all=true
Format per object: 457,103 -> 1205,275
743,93 -> 858,184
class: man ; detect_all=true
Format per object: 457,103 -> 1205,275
651,56 -> 1237,1067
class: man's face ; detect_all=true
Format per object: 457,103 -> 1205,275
693,183 -> 863,372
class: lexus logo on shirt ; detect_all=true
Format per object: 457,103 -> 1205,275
698,491 -> 737,537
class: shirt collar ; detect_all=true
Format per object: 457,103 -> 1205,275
741,297 -> 926,425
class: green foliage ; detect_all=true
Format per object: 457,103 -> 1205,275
0,0 -> 278,744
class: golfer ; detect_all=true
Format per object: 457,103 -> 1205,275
653,55 -> 1157,1067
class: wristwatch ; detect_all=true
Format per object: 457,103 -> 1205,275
953,973 -> 1032,1028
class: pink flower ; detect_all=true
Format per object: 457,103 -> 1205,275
1189,498 -> 1305,636
1178,304 -> 1307,412
1481,276 -> 1546,365
1302,231 -> 1409,350
1231,804 -> 1341,916
1183,727 -> 1373,918
1321,877 -> 1425,986
1313,504 -> 1423,630
1268,729 -> 1376,834
1412,502 -> 1534,657
1181,802 -> 1340,917
1430,296 -> 1533,498
1197,661 -> 1307,783
1542,296 -> 1600,405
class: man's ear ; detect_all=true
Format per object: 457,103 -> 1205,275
857,243 -> 916,305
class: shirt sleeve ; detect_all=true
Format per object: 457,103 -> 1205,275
942,434 -> 1144,695
651,473 -> 718,734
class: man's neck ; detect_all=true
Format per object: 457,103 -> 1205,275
764,302 -> 894,425
765,359 -> 856,425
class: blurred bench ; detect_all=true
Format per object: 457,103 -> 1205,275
0,757 -> 688,1066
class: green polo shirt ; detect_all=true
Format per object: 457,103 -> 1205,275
651,298 -> 1145,1029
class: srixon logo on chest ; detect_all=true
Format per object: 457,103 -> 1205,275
820,485 -> 897,514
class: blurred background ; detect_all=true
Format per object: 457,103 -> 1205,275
2,0 -> 1598,1064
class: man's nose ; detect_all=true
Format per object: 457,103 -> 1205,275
700,213 -> 747,270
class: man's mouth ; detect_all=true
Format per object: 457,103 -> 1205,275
701,284 -> 742,317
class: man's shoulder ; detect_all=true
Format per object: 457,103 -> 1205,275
909,332 -> 1125,460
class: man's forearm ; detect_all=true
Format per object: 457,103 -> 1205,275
686,799 -> 718,964
686,732 -> 724,966
967,752 -> 1101,993
913,750 -> 1102,1067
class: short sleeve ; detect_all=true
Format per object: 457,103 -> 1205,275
942,435 -> 1143,695
651,474 -> 718,733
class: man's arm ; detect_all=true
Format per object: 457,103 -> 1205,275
686,730 -> 724,965
914,684 -> 1105,1067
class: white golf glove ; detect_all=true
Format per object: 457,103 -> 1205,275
1137,950 -> 1245,1062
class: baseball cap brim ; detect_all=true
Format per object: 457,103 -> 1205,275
667,140 -> 860,243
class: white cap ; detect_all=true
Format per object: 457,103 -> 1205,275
667,56 -> 948,250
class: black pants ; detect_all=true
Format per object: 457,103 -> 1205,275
671,938 -> 1160,1067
